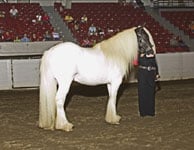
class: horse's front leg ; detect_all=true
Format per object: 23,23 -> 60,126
55,79 -> 73,132
105,80 -> 122,124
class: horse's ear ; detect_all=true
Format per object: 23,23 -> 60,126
136,25 -> 143,31
137,23 -> 146,29
141,22 -> 146,28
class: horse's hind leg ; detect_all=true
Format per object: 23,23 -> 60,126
55,77 -> 74,132
105,80 -> 122,124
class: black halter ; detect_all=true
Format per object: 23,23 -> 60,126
135,26 -> 154,55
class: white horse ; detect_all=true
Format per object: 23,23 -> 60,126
39,26 -> 156,132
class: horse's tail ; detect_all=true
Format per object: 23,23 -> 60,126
39,51 -> 57,130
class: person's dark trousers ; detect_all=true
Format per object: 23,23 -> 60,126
138,68 -> 156,117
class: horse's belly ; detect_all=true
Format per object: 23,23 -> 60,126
74,62 -> 110,85
74,75 -> 107,85
74,71 -> 109,85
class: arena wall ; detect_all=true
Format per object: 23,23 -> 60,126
0,42 -> 60,90
0,42 -> 194,90
6,0 -> 151,6
6,0 -> 119,6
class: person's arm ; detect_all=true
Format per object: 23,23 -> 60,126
154,58 -> 160,79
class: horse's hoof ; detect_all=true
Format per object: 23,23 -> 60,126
63,123 -> 74,132
56,122 -> 74,132
105,115 -> 121,124
39,123 -> 55,131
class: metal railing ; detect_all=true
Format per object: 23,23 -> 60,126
153,0 -> 194,7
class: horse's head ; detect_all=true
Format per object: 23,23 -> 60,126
135,26 -> 154,55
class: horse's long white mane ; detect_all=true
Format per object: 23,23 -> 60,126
94,27 -> 138,76
93,26 -> 155,76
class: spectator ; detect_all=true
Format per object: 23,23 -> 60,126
0,28 -> 4,39
177,36 -> 187,47
92,39 -> 97,45
42,13 -> 50,23
136,0 -> 145,9
2,31 -> 13,42
97,27 -> 105,36
64,13 -> 74,23
81,37 -> 92,47
150,0 -> 154,8
9,5 -> 18,18
36,13 -> 42,22
52,29 -> 60,40
74,20 -> 80,32
81,14 -> 88,23
170,35 -> 179,47
118,0 -> 127,6
43,31 -> 52,41
132,0 -> 139,8
189,21 -> 194,33
97,27 -> 105,38
14,36 -> 20,42
88,24 -> 97,36
0,11 -> 5,18
20,33 -> 30,42
107,27 -> 114,36
107,27 -> 114,33
59,6 -> 63,13
31,33 -> 37,42
32,18 -> 37,23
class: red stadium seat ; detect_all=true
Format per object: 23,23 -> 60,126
0,3 -> 54,42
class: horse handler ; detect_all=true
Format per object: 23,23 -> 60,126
137,52 -> 160,117
134,25 -> 160,117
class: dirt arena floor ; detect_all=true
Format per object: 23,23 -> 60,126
0,79 -> 194,150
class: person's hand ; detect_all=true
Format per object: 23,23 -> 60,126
156,74 -> 160,79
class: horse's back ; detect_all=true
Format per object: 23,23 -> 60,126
49,42 -> 81,55
43,42 -> 82,76
45,42 -> 81,61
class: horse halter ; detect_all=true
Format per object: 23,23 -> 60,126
135,26 -> 154,55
